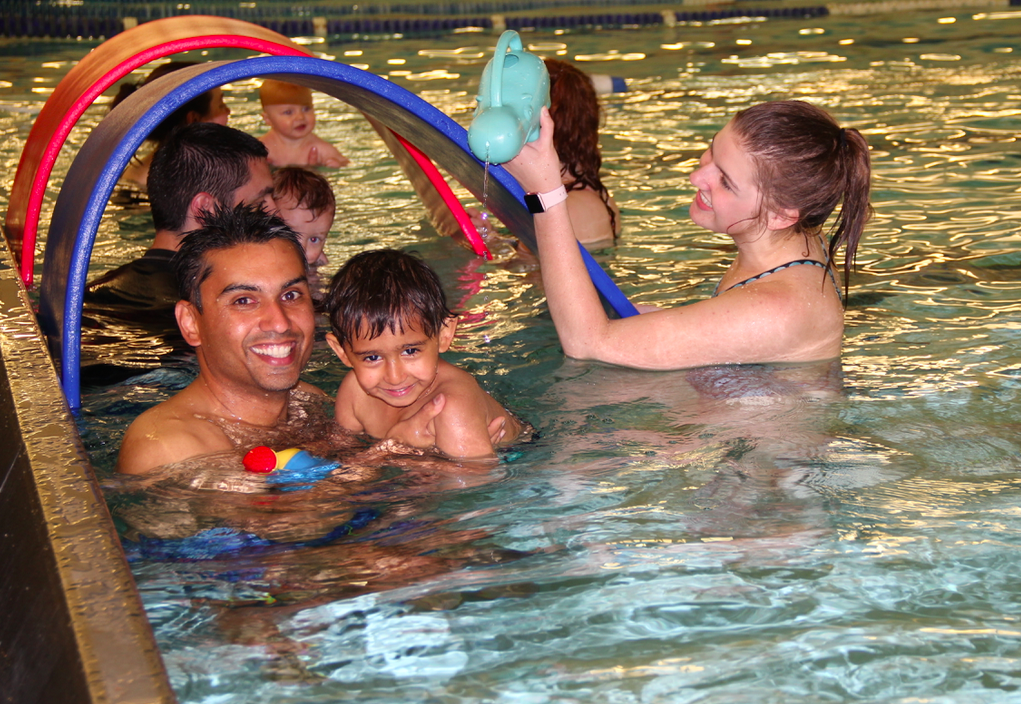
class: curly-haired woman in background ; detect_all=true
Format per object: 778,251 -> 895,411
471,58 -> 620,253
543,58 -> 620,249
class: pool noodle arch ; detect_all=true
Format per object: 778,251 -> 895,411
6,14 -> 491,282
4,16 -> 317,288
40,56 -> 637,409
392,131 -> 492,260
366,112 -> 489,257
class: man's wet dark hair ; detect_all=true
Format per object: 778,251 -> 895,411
173,202 -> 306,312
324,248 -> 454,346
149,122 -> 268,233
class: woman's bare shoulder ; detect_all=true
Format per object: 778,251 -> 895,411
297,380 -> 329,397
566,187 -> 617,246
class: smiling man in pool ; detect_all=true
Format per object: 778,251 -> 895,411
116,203 -> 473,475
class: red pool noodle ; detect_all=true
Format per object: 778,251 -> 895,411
391,131 -> 492,260
6,16 -> 310,287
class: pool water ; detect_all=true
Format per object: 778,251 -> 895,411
6,8 -> 1021,701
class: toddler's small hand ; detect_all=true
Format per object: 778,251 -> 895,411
466,207 -> 492,238
386,394 -> 445,448
487,417 -> 506,446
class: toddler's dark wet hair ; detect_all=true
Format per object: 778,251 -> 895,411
272,166 -> 335,219
324,248 -> 454,346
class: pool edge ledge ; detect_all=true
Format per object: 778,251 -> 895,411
0,235 -> 175,703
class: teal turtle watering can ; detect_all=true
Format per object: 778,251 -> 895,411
468,30 -> 551,164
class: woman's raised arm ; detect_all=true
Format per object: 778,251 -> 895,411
505,108 -> 844,370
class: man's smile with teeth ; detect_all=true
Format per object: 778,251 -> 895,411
252,342 -> 294,359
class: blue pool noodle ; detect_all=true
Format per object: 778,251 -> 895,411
38,56 -> 638,410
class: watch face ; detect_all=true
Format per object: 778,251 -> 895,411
524,193 -> 544,214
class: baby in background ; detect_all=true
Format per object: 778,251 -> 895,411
259,78 -> 350,168
272,167 -> 335,293
324,249 -> 525,459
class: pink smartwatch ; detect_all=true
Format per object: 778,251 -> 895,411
524,185 -> 568,214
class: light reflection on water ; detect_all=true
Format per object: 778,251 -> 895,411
4,9 -> 1021,701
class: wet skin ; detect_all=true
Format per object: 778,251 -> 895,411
276,195 -> 332,269
232,158 -> 278,214
199,87 -> 231,125
328,320 -> 455,411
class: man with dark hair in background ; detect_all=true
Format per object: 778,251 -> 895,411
85,122 -> 276,313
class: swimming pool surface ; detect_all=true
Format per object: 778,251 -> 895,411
4,8 -> 1021,702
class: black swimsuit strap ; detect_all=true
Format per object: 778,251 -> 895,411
713,259 -> 839,297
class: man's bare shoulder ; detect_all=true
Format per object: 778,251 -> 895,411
116,391 -> 232,475
297,379 -> 329,397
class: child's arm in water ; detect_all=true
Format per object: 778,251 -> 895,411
428,362 -> 521,459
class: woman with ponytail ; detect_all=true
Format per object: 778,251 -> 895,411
507,99 -> 872,369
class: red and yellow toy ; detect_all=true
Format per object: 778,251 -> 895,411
242,446 -> 321,474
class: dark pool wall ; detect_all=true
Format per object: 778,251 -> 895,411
0,0 -> 832,40
0,237 -> 175,702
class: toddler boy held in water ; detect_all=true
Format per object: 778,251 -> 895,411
324,249 -> 524,459
259,78 -> 349,167
272,167 -> 335,293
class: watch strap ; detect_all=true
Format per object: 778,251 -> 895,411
525,185 -> 569,214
